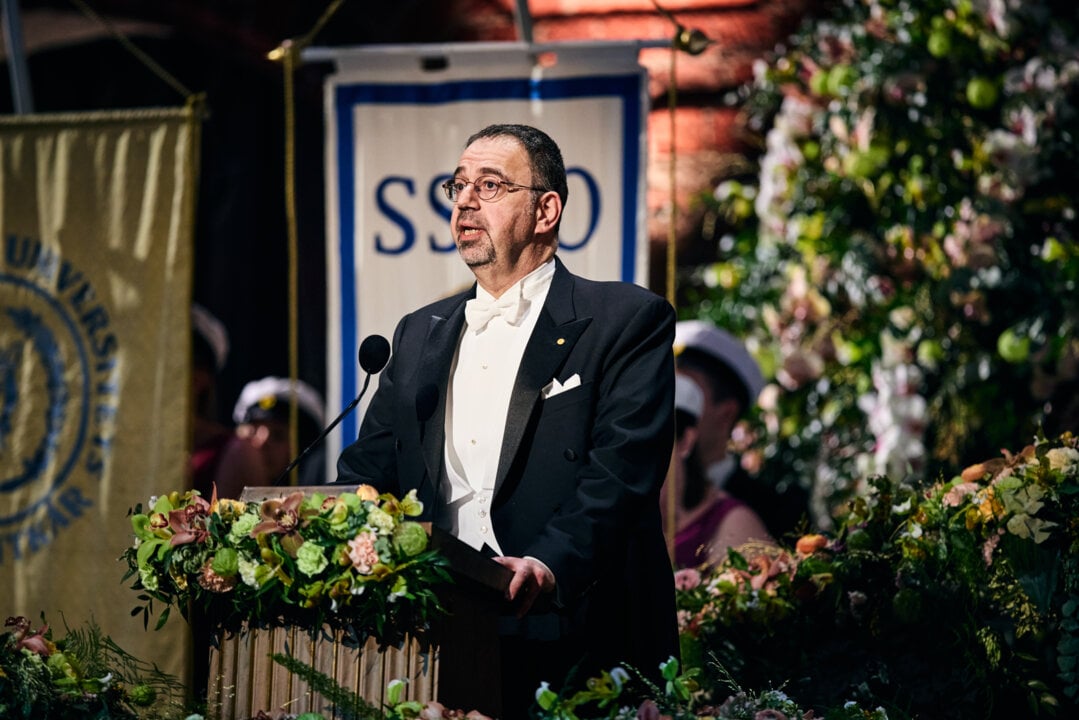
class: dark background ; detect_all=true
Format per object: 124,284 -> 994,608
0,0 -> 501,421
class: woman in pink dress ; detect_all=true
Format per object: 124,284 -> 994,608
665,374 -> 773,569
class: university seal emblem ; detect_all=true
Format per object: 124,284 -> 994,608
1,234 -> 115,564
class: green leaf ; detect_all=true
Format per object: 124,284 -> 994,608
153,605 -> 170,631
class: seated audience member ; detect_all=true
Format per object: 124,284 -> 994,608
189,303 -> 232,497
213,376 -> 326,496
674,319 -> 808,543
665,374 -> 772,569
187,303 -> 233,699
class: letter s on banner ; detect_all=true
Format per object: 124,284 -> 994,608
375,176 -> 416,255
427,175 -> 455,252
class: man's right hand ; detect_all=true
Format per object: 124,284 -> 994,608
493,555 -> 555,617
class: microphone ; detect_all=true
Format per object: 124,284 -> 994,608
358,333 -> 391,375
273,334 -> 391,485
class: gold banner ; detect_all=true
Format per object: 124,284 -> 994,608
0,106 -> 199,684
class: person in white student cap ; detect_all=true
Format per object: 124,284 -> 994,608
212,376 -> 326,497
674,319 -> 808,545
663,373 -> 772,569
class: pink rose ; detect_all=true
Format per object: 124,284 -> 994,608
942,482 -> 979,507
674,567 -> 702,591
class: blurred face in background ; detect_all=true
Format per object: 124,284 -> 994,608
676,367 -> 740,467
236,419 -> 292,482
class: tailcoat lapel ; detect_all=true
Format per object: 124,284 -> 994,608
417,295 -> 469,491
495,260 -> 591,491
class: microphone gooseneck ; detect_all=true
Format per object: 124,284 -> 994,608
273,334 -> 390,486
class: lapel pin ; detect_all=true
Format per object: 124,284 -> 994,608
556,338 -> 565,345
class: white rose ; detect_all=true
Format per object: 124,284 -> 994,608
1046,447 -> 1079,472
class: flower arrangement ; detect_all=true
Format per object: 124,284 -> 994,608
0,615 -> 188,720
263,651 -> 888,720
528,656 -> 889,719
682,0 -> 1079,527
675,432 -> 1079,717
122,485 -> 450,648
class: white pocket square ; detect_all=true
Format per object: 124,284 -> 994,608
542,373 -> 581,399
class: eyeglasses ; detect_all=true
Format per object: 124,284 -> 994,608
441,175 -> 547,203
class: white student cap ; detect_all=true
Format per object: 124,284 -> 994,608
674,373 -> 705,421
673,320 -> 765,408
233,377 -> 326,429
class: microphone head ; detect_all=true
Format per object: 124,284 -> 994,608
358,334 -> 391,374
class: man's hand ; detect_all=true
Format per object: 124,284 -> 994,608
493,556 -> 555,617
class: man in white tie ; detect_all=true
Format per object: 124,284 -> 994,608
337,124 -> 677,717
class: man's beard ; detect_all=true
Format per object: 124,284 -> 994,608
457,237 -> 495,267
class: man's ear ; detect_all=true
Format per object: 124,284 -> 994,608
534,191 -> 562,234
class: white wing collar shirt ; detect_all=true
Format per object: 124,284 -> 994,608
442,258 -> 556,554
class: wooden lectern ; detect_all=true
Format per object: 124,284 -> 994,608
204,486 -> 512,719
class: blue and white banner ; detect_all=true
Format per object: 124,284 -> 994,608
319,42 -> 649,462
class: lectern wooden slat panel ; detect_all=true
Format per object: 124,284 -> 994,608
207,629 -> 436,719
204,485 -> 509,719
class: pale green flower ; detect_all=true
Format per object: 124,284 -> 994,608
228,512 -> 259,542
1006,514 -> 1057,543
211,547 -> 239,577
139,566 -> 159,592
238,557 -> 260,587
1046,447 -> 1079,472
327,499 -> 351,531
399,489 -> 424,517
367,507 -> 394,533
296,542 -> 328,576
1001,484 -> 1046,516
327,499 -> 348,523
393,521 -> 428,557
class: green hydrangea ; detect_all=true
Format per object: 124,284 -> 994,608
227,512 -> 259,542
296,542 -> 328,576
393,521 -> 428,557
211,547 -> 239,577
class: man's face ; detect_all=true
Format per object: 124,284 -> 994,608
450,135 -> 539,273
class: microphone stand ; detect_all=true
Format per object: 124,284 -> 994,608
273,372 -> 373,486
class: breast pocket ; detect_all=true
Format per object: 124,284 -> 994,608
540,380 -> 593,415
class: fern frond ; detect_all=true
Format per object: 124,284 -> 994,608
270,652 -> 385,720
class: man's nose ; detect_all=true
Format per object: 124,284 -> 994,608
455,181 -> 482,207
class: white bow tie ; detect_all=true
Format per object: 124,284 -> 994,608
464,291 -> 529,333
